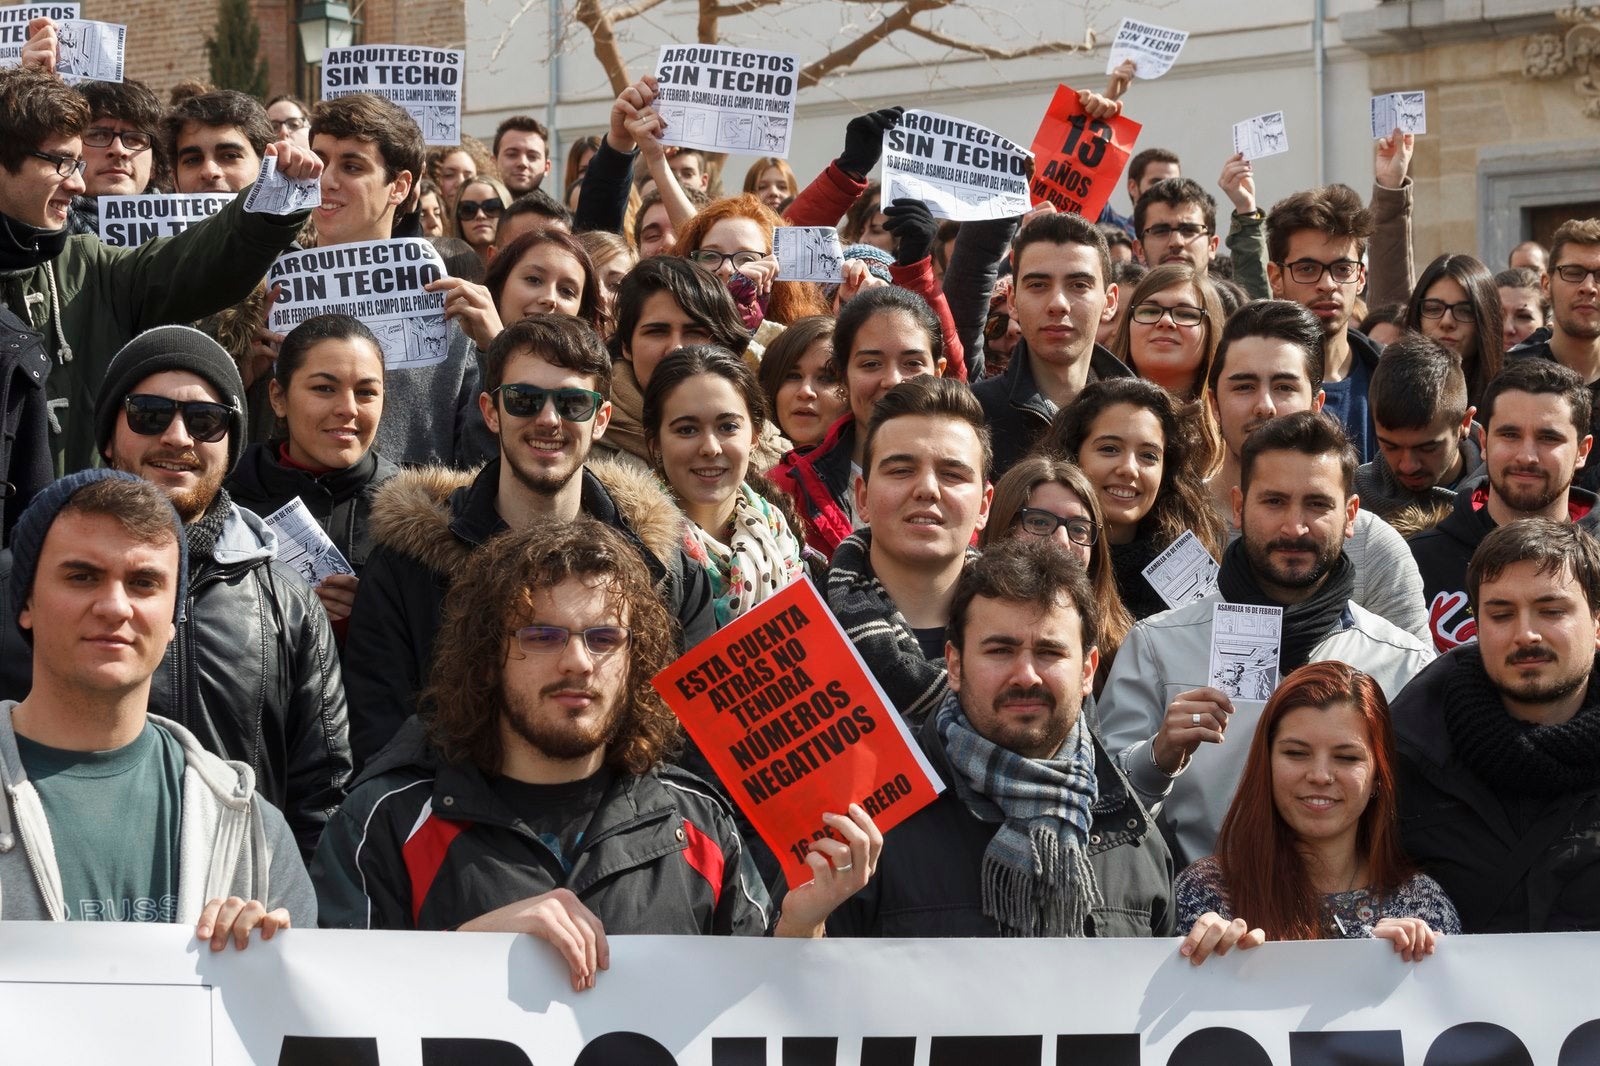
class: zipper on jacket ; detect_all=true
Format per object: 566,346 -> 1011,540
9,785 -> 63,919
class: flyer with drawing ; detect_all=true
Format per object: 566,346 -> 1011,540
1105,17 -> 1188,80
881,109 -> 1032,222
1208,603 -> 1283,702
264,498 -> 352,587
97,193 -> 235,247
653,577 -> 943,889
243,154 -> 321,215
1141,530 -> 1219,611
654,44 -> 799,157
321,45 -> 464,145
1232,110 -> 1289,161
1370,91 -> 1427,138
774,226 -> 844,282
53,17 -> 121,84
1028,84 -> 1142,219
267,239 -> 449,371
0,3 -> 78,66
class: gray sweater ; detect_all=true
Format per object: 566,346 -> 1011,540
0,703 -> 315,925
373,322 -> 492,469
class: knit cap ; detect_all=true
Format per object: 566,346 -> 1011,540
93,325 -> 247,475
841,243 -> 895,284
8,469 -> 189,642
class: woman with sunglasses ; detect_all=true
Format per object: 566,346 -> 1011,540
1176,662 -> 1458,965
644,345 -> 805,626
227,314 -> 397,630
1043,377 -> 1224,621
1403,253 -> 1504,405
451,175 -> 512,268
981,456 -> 1133,689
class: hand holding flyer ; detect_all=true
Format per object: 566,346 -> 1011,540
653,44 -> 800,157
0,3 -> 78,67
1028,85 -> 1142,219
264,498 -> 353,587
53,17 -> 121,84
1233,111 -> 1289,162
244,154 -> 322,215
1208,603 -> 1283,703
1105,18 -> 1189,80
653,577 -> 942,888
774,227 -> 844,282
1370,91 -> 1427,139
880,110 -> 1032,222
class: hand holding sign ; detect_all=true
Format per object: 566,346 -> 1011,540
11,11 -> 74,71
1375,125 -> 1414,190
772,804 -> 883,938
1028,84 -> 1142,219
1105,17 -> 1189,80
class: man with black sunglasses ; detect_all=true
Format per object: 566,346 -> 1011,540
4,325 -> 355,859
344,314 -> 715,768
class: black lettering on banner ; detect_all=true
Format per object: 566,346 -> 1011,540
780,1038 -> 837,1066
862,1038 -> 917,1066
1167,1027 -> 1271,1065
928,1035 -> 1042,1065
1058,1034 -> 1140,1066
1060,114 -> 1111,169
1422,1022 -> 1532,1066
277,1036 -> 380,1065
1288,1031 -> 1403,1066
712,1037 -> 764,1065
574,1032 -> 679,1065
421,1038 -> 534,1066
1560,1019 -> 1600,1064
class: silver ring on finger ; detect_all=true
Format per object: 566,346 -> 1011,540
1191,712 -> 1201,726
834,862 -> 853,873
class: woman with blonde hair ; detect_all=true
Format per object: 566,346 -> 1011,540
743,156 -> 798,213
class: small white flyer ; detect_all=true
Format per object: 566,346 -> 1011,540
243,154 -> 322,215
1141,530 -> 1219,611
53,17 -> 121,84
1208,602 -> 1283,702
1232,110 -> 1289,162
773,227 -> 844,283
1370,91 -> 1426,139
0,3 -> 80,68
265,498 -> 353,586
1105,17 -> 1189,80
654,44 -> 800,157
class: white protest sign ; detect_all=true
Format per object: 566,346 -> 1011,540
1233,110 -> 1289,161
1141,529 -> 1219,610
1105,17 -> 1189,79
882,109 -> 1032,221
0,2 -> 78,66
242,153 -> 321,214
265,498 -> 353,586
96,193 -> 235,247
1209,601 -> 1283,702
3,924 -> 1599,1064
321,45 -> 464,145
1371,90 -> 1427,138
773,226 -> 844,282
54,17 -> 121,83
654,44 -> 799,157
267,239 -> 448,371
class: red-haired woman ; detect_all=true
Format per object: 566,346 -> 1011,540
1175,661 -> 1459,964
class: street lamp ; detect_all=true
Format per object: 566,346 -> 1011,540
297,0 -> 355,69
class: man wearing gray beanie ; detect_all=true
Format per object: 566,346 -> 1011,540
0,469 -> 314,932
6,325 -> 353,859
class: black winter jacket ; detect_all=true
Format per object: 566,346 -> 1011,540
808,706 -> 1174,937
309,720 -> 770,933
0,305 -> 52,546
1408,477 -> 1600,652
1391,646 -> 1600,932
225,442 -> 401,571
342,458 -> 717,768
970,340 -> 1133,482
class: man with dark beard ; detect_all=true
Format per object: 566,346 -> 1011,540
0,326 -> 352,858
1100,411 -> 1433,868
313,521 -> 873,987
1409,359 -> 1600,653
343,315 -> 714,768
1392,519 -> 1600,932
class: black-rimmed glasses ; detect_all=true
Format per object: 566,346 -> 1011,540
1015,508 -> 1098,548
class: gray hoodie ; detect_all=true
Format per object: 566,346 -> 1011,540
0,703 -> 315,925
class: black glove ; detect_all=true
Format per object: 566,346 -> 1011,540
836,106 -> 905,179
882,197 -> 936,266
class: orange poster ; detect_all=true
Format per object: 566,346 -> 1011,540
653,576 -> 943,888
1028,84 -> 1142,220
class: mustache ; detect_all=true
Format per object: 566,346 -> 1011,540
995,685 -> 1056,710
1266,538 -> 1320,554
1509,649 -> 1556,666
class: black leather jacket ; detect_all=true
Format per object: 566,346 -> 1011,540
225,441 -> 400,571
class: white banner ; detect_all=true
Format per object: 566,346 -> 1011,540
98,193 -> 235,247
321,45 -> 464,145
881,109 -> 1032,221
0,2 -> 78,66
1,924 -> 1594,1064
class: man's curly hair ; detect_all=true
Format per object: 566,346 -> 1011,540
423,518 -> 682,776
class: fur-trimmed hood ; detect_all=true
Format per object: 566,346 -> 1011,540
366,457 -> 688,578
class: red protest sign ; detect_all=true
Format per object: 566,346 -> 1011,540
1028,84 -> 1142,220
653,576 -> 943,888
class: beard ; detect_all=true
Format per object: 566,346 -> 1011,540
503,429 -> 587,497
1244,533 -> 1341,592
502,681 -> 624,762
1497,648 -> 1590,706
1489,464 -> 1570,516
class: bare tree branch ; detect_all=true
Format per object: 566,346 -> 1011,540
709,0 -> 786,16
573,0 -> 635,95
610,0 -> 671,21
798,0 -> 943,89
902,21 -> 1095,59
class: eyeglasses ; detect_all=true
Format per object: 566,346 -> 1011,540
269,117 -> 308,133
82,126 -> 152,152
1015,508 -> 1098,547
122,395 -> 233,443
29,149 -> 87,179
1131,302 -> 1207,327
457,197 -> 504,220
1140,223 -> 1210,242
1279,259 -> 1363,285
511,624 -> 632,656
1552,264 -> 1600,285
687,249 -> 767,271
493,384 -> 605,422
1418,298 -> 1475,323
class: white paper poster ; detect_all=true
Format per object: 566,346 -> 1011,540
1209,601 -> 1283,701
320,45 -> 464,145
1371,90 -> 1427,138
1105,17 -> 1189,80
265,497 -> 353,586
97,193 -> 235,247
654,44 -> 800,157
267,239 -> 448,371
881,109 -> 1032,221
242,153 -> 321,215
1141,529 -> 1219,610
1232,110 -> 1289,161
54,17 -> 121,84
0,2 -> 78,67
773,226 -> 844,282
